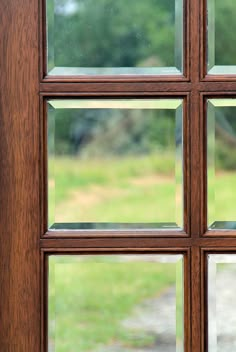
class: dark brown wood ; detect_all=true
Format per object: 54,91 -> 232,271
40,82 -> 236,93
198,82 -> 236,91
40,237 -> 236,249
189,89 -> 205,236
40,237 -> 192,249
191,247 -> 201,352
2,0 -> 236,350
40,83 -> 192,93
0,0 -> 40,351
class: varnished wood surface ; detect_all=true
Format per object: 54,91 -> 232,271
40,237 -> 236,249
0,0 -> 40,350
1,0 -> 236,350
40,81 -> 236,93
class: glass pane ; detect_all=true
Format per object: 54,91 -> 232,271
49,254 -> 184,352
207,99 -> 236,230
207,0 -> 236,74
46,0 -> 183,76
208,254 -> 236,351
48,99 -> 183,230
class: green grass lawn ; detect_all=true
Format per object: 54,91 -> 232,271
208,170 -> 236,225
48,154 -> 182,226
47,156 -> 236,351
48,156 -> 236,227
47,157 -> 187,351
49,255 -> 183,352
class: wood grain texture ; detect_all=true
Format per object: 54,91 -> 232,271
0,0 -> 40,351
2,0 -> 236,350
191,247 -> 201,352
40,82 -> 192,93
40,237 -> 236,249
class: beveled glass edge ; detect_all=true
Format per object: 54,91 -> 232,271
208,222 -> 236,231
208,66 -> 236,75
208,253 -> 236,263
48,254 -> 184,351
207,0 -> 215,72
48,99 -> 183,110
207,100 -> 215,230
49,253 -> 184,262
208,98 -> 236,107
47,98 -> 184,232
208,253 -> 236,351
175,0 -> 184,72
207,99 -> 236,231
46,0 -> 184,77
48,67 -> 182,76
175,104 -> 183,228
207,0 -> 236,76
49,222 -> 182,231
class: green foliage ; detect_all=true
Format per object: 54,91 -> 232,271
49,107 -> 178,157
50,154 -> 175,201
215,0 -> 236,66
216,141 -> 236,170
52,0 -> 175,68
47,0 -> 236,171
208,171 -> 236,224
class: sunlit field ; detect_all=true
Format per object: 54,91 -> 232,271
49,256 -> 183,352
47,155 -> 235,351
48,154 -> 182,227
48,156 -> 236,228
208,169 -> 236,226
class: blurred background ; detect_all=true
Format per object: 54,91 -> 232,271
48,101 -> 183,228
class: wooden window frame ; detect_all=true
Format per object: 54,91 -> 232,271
1,0 -> 236,351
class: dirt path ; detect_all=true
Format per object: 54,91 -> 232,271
97,264 -> 236,352
94,286 -> 180,352
208,267 -> 236,352
49,257 -> 236,352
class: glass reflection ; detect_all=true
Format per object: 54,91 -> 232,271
207,99 -> 236,229
49,255 -> 184,352
47,99 -> 183,230
208,255 -> 236,352
46,0 -> 183,75
208,0 -> 236,74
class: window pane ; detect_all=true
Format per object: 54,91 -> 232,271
48,99 -> 183,230
46,0 -> 183,76
207,0 -> 236,74
208,254 -> 236,351
207,99 -> 236,230
48,255 -> 184,352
